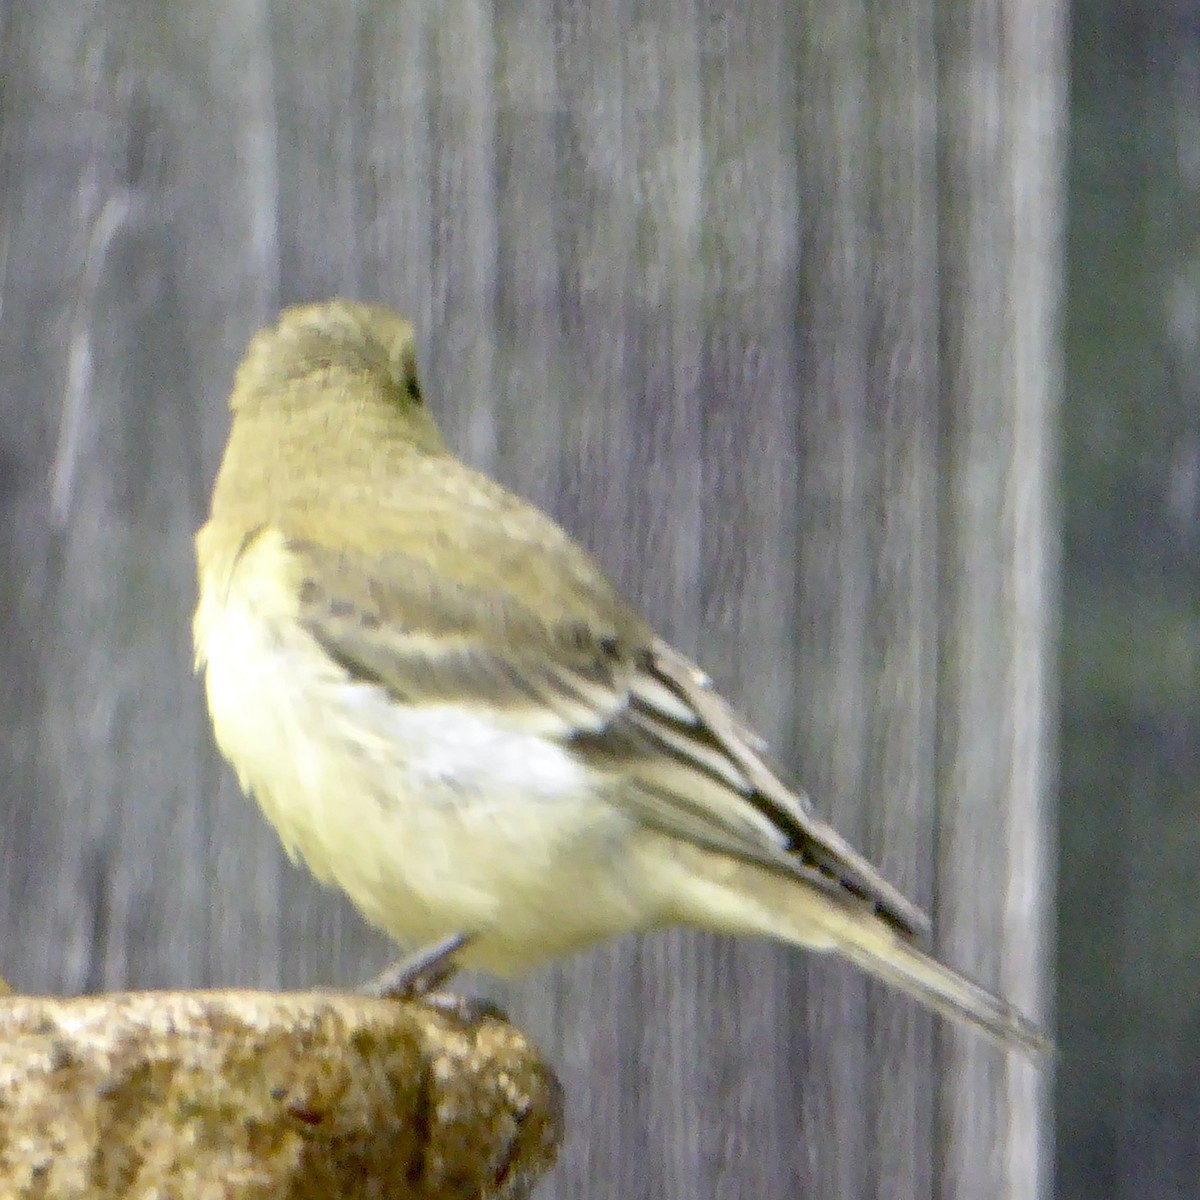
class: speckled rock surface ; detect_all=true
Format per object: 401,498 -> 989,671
0,990 -> 562,1199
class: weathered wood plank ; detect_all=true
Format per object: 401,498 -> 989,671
0,1 -> 1059,1196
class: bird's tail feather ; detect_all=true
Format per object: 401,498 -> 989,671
777,885 -> 1050,1058
831,923 -> 1050,1057
659,841 -> 1050,1058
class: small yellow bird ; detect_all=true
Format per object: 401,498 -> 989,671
194,299 -> 1048,1056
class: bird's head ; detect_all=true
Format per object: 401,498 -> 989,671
229,299 -> 445,453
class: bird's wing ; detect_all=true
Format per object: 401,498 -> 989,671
284,531 -> 929,941
621,639 -> 930,939
285,533 -> 645,735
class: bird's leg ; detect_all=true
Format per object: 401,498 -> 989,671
360,931 -> 472,998
359,932 -> 510,1023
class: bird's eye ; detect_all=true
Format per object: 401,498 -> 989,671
406,376 -> 423,405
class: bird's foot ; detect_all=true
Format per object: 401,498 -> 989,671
360,932 -> 471,998
358,932 -> 508,1024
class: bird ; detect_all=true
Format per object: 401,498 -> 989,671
193,298 -> 1048,1057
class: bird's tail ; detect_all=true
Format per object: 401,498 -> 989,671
658,841 -> 1050,1058
829,917 -> 1050,1057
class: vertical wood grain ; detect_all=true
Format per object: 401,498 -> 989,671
936,0 -> 1061,1197
0,0 -> 1060,1196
